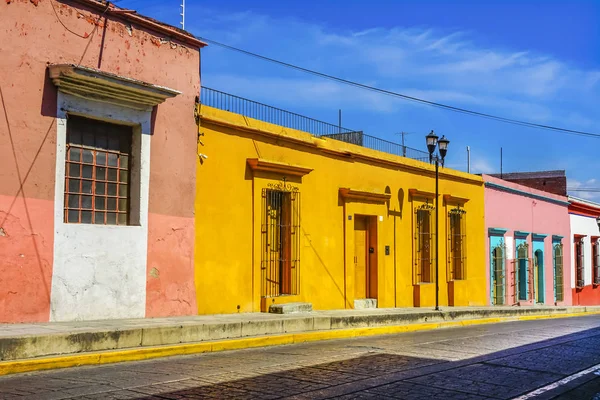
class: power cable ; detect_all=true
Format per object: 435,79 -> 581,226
197,36 -> 600,139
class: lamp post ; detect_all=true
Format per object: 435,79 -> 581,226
425,130 -> 450,311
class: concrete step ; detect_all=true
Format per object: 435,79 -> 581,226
354,299 -> 377,309
269,302 -> 312,314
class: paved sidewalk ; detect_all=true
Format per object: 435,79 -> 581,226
1,306 -> 599,376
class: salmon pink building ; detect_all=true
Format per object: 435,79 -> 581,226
483,175 -> 571,306
568,196 -> 600,305
0,0 -> 205,322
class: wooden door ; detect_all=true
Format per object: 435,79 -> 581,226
354,216 -> 368,299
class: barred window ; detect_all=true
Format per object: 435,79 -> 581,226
64,116 -> 131,225
261,186 -> 300,297
492,244 -> 505,305
575,238 -> 585,288
414,204 -> 434,284
448,208 -> 467,280
553,243 -> 564,302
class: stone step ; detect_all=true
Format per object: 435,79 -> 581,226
269,302 -> 313,314
354,299 -> 377,309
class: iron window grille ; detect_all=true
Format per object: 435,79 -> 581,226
447,207 -> 467,281
515,243 -> 530,301
64,116 -> 131,225
553,243 -> 564,302
414,203 -> 435,284
260,180 -> 300,297
491,243 -> 506,305
594,240 -> 600,285
575,238 -> 585,288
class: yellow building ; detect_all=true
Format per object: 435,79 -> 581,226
195,89 -> 486,314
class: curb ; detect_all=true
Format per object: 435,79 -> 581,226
1,311 -> 598,377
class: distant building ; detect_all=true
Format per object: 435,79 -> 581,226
489,170 -> 567,196
568,196 -> 600,305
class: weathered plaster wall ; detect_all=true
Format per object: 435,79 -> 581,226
483,175 -> 572,306
570,213 -> 600,305
50,93 -> 150,321
1,0 -> 200,322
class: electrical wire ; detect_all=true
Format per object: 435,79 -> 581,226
197,36 -> 600,139
77,2 -> 111,66
50,0 -> 89,39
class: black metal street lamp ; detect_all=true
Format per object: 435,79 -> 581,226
425,130 -> 450,311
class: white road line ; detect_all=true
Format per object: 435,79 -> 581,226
513,363 -> 600,400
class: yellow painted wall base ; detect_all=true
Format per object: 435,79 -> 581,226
413,284 -> 436,307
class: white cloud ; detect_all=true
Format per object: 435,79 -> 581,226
196,11 -> 600,131
470,156 -> 496,174
568,179 -> 600,200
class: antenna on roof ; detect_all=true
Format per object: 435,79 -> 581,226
180,0 -> 185,30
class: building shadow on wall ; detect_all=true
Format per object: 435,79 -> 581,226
107,324 -> 600,399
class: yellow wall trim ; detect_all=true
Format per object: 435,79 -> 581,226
339,188 -> 391,204
200,107 -> 483,186
247,158 -> 313,177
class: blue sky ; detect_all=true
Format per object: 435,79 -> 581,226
119,0 -> 600,198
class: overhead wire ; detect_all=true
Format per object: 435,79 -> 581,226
196,36 -> 600,139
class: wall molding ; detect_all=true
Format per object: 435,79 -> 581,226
339,188 -> 390,204
484,181 -> 569,206
247,158 -> 313,177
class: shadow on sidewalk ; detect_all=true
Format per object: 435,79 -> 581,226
123,324 -> 600,400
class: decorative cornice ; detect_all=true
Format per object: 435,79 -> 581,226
247,158 -> 313,177
409,189 -> 437,199
569,200 -> 600,218
484,181 -> 569,206
552,235 -> 564,241
488,228 -> 508,235
70,0 -> 207,49
339,188 -> 391,204
443,194 -> 470,204
515,230 -> 530,238
532,233 -> 548,241
48,64 -> 180,111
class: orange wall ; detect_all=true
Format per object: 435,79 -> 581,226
572,286 -> 600,306
0,0 -> 200,321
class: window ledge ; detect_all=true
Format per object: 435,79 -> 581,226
339,188 -> 391,204
247,158 -> 313,177
49,64 -> 180,111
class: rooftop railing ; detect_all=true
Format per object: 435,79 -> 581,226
200,87 -> 430,163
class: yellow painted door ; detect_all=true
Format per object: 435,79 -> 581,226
354,216 -> 368,299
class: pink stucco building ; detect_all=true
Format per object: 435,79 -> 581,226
1,0 -> 205,322
483,175 -> 572,306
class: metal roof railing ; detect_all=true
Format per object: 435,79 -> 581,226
201,87 -> 430,163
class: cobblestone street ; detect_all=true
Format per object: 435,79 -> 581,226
2,315 -> 600,399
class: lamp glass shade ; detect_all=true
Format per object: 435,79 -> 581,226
438,135 -> 449,159
426,130 -> 438,154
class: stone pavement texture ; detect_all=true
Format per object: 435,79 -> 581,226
1,315 -> 600,399
3,306 -> 600,362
